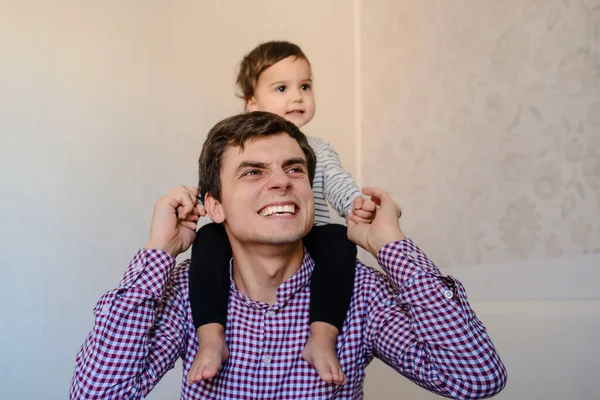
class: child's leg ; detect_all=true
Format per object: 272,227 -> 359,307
302,224 -> 356,385
186,223 -> 232,383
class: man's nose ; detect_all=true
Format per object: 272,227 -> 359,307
267,168 -> 292,192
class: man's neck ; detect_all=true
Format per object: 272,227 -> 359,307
229,241 -> 304,305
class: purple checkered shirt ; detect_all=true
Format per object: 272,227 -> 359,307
70,239 -> 506,399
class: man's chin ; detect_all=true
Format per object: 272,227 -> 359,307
260,232 -> 305,245
252,226 -> 307,245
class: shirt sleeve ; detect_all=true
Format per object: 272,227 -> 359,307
69,249 -> 189,400
316,138 -> 361,218
363,239 -> 507,399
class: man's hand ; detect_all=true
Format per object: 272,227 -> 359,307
144,185 -> 204,258
347,187 -> 405,257
349,195 -> 377,223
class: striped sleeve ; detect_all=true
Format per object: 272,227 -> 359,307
308,137 -> 361,219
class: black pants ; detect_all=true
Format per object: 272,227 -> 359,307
189,223 -> 356,331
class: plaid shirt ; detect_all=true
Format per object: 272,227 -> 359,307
70,240 -> 506,399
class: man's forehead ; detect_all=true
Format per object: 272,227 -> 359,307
222,134 -> 306,166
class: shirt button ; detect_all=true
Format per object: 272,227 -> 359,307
410,250 -> 419,259
443,289 -> 454,299
265,310 -> 275,317
262,355 -> 272,365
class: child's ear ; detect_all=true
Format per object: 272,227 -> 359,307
204,193 -> 225,223
246,97 -> 258,112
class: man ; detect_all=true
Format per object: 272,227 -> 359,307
70,112 -> 507,399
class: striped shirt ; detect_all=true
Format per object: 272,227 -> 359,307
70,240 -> 507,399
307,137 -> 361,225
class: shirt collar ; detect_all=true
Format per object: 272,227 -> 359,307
228,247 -> 314,310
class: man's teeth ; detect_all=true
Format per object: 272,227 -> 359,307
260,204 -> 296,216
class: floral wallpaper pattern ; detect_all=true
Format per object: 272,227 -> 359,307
360,0 -> 600,267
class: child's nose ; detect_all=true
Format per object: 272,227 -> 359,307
290,88 -> 303,102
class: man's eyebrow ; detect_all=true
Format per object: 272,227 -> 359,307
236,158 -> 306,173
236,161 -> 270,174
282,157 -> 307,168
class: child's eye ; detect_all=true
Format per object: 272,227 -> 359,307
277,85 -> 287,92
301,84 -> 311,91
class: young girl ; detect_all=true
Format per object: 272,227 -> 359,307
187,41 -> 375,386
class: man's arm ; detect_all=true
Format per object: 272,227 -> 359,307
70,250 -> 188,399
70,185 -> 203,399
364,240 -> 506,399
348,188 -> 506,399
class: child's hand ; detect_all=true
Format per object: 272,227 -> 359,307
196,201 -> 207,217
348,195 -> 377,224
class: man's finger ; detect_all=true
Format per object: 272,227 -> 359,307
352,215 -> 372,224
178,220 -> 197,231
352,209 -> 373,219
179,190 -> 197,218
181,212 -> 199,222
177,185 -> 199,198
362,187 -> 391,203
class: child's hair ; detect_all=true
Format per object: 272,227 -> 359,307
236,41 -> 310,101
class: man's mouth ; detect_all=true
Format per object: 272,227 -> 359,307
259,204 -> 297,217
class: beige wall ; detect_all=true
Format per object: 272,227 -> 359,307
0,1 -> 355,398
1,0 -> 599,399
359,1 -> 600,399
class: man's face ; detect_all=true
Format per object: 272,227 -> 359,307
212,133 -> 315,247
246,56 -> 315,129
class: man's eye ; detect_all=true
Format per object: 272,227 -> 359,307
243,170 -> 261,176
287,167 -> 305,174
277,85 -> 287,92
301,84 -> 311,91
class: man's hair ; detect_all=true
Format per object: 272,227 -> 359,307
198,111 -> 316,202
236,41 -> 310,101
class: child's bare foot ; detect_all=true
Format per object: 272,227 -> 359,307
186,323 -> 229,384
302,322 -> 347,385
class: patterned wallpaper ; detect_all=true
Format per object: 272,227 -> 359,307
360,0 -> 600,267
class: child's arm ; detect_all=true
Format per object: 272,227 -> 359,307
310,138 -> 361,218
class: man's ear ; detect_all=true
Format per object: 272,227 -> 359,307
246,97 -> 258,112
204,193 -> 225,223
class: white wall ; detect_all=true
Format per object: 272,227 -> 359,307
358,1 -> 600,399
1,1 -> 599,399
0,1 -> 355,399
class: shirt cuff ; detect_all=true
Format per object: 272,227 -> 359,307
377,239 -> 464,306
118,248 -> 176,301
376,239 -> 441,282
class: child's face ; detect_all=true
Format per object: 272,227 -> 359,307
247,56 -> 315,128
